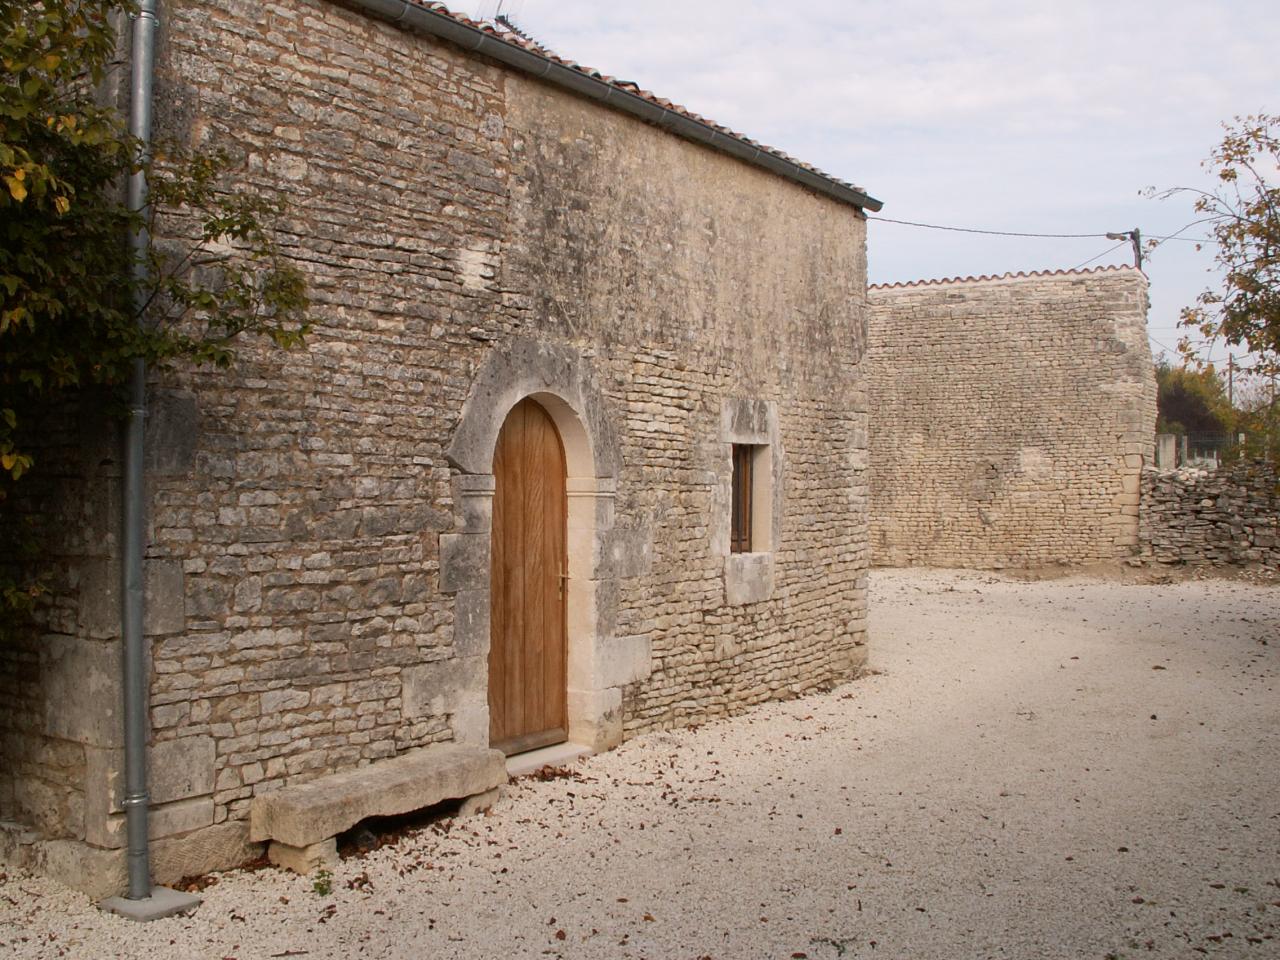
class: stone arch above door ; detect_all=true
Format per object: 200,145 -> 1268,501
445,337 -> 621,480
429,337 -> 648,755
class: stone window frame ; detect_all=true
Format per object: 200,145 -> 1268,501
718,399 -> 782,606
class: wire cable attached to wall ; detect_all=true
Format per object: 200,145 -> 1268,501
1073,240 -> 1131,270
868,215 -> 1217,245
867,216 -> 1107,239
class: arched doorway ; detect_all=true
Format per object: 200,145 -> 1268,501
488,397 -> 568,755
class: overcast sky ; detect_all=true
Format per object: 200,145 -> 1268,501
459,0 -> 1279,366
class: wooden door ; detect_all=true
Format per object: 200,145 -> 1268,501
489,398 -> 568,756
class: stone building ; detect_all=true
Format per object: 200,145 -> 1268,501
866,268 -> 1156,568
0,1 -> 877,895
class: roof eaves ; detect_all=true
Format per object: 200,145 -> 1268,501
341,0 -> 883,213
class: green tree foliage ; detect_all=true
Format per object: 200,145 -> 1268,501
1,0 -> 309,613
1154,358 -> 1234,437
1231,372 -> 1280,460
1167,114 -> 1280,375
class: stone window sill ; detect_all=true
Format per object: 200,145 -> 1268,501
724,552 -> 775,606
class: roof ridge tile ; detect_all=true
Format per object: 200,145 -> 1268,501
867,264 -> 1142,291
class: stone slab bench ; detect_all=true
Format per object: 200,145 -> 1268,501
249,743 -> 507,873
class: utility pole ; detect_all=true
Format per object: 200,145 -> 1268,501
1228,354 -> 1234,408
1271,373 -> 1277,462
1106,228 -> 1143,270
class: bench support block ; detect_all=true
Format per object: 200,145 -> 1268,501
267,838 -> 338,876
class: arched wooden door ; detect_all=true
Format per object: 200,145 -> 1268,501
489,398 -> 568,756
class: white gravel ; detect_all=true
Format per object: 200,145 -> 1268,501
3,569 -> 1278,960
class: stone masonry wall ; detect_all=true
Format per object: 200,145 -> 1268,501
866,268 -> 1156,568
0,399 -> 120,846
1,0 -> 871,892
500,73 -> 869,735
1139,460 -> 1280,566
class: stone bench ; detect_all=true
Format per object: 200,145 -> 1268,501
249,743 -> 507,873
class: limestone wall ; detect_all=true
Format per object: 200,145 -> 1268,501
0,0 -> 871,892
500,73 -> 869,735
866,268 -> 1156,568
1139,461 -> 1280,566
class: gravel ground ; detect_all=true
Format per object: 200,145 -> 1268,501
3,569 -> 1278,960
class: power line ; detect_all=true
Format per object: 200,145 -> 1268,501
1072,240 -> 1129,270
867,215 -> 1218,245
867,216 -> 1106,239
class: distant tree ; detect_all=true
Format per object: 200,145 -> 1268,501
1231,372 -> 1279,460
1161,114 -> 1279,376
2,0 -> 309,615
1155,359 -> 1234,437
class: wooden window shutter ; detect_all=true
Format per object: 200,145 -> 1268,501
731,444 -> 753,553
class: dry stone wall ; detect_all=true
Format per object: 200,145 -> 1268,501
1,0 -> 871,893
866,269 -> 1156,568
1139,460 -> 1280,567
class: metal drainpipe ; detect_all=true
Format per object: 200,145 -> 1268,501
122,0 -> 159,902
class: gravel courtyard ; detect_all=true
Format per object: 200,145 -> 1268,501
3,569 -> 1277,959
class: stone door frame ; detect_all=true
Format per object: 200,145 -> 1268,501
437,338 -> 649,753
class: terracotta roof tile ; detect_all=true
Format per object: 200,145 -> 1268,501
867,265 -> 1144,291
400,2 -> 874,204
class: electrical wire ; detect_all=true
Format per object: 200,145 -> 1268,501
867,215 -> 1218,245
1072,241 -> 1130,270
866,216 -> 1107,239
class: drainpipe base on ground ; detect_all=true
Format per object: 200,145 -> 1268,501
99,887 -> 203,923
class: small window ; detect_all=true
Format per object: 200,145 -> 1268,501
731,444 -> 755,553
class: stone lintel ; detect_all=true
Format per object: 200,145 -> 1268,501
721,397 -> 775,444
